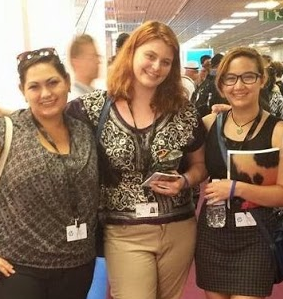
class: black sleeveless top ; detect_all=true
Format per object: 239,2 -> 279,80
205,113 -> 280,181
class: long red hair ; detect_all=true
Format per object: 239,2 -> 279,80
107,20 -> 187,114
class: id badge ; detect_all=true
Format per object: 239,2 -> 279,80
66,222 -> 87,242
136,202 -> 158,218
235,212 -> 257,227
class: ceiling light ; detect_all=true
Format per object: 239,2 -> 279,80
197,35 -> 215,40
105,28 -> 117,32
220,19 -> 247,24
198,33 -> 217,38
204,29 -> 225,34
245,1 -> 279,9
231,12 -> 258,17
211,24 -> 236,29
105,19 -> 117,24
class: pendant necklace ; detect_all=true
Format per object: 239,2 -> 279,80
230,111 -> 258,135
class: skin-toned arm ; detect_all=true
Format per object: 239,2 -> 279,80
0,109 -> 16,277
0,107 -> 14,116
182,144 -> 208,188
211,103 -> 231,114
205,120 -> 283,207
0,257 -> 15,277
202,112 -> 216,132
150,144 -> 208,196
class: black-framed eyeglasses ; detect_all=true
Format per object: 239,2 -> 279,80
221,72 -> 262,86
17,47 -> 59,64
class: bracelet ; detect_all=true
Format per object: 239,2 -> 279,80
181,173 -> 189,189
229,180 -> 237,200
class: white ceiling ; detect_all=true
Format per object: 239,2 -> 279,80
75,0 -> 283,53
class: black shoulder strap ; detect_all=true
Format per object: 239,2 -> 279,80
96,97 -> 112,143
249,209 -> 280,281
216,112 -> 227,165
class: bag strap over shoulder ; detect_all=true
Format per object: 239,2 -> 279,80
0,116 -> 13,176
216,112 -> 227,165
96,97 -> 112,143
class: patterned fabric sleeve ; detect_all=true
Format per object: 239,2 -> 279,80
187,116 -> 206,152
269,91 -> 283,119
81,90 -> 107,127
0,114 -> 10,151
65,97 -> 94,126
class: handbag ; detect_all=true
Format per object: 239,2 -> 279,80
0,116 -> 13,175
216,112 -> 283,284
250,209 -> 283,284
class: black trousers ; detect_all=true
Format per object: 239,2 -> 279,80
0,260 -> 95,299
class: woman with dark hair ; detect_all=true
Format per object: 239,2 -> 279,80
196,46 -> 283,299
0,48 -> 99,299
67,20 -> 207,299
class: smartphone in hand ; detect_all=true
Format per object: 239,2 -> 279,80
142,172 -> 182,187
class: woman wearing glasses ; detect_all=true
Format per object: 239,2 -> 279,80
0,48 -> 99,299
195,47 -> 283,299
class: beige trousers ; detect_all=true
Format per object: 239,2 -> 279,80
105,218 -> 197,299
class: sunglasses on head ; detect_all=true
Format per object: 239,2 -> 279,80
17,47 -> 59,64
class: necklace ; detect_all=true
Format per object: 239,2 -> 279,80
128,103 -> 157,175
230,111 -> 259,135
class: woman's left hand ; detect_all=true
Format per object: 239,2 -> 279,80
205,179 -> 233,204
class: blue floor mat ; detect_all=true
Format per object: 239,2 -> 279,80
87,257 -> 108,299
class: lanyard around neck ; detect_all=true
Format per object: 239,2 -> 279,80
32,115 -> 65,154
127,103 -> 157,175
222,108 -> 263,151
32,115 -> 80,223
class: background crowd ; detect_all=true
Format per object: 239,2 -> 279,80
1,19 -> 283,299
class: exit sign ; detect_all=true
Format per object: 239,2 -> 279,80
259,9 -> 283,21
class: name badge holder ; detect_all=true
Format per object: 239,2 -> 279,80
32,116 -> 88,242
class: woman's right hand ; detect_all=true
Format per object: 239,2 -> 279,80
0,257 -> 15,277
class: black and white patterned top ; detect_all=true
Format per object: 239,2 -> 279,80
68,89 -> 205,225
269,90 -> 283,119
0,109 -> 99,269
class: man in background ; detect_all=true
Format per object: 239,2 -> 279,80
199,54 -> 211,83
68,34 -> 109,299
68,34 -> 101,101
192,53 -> 226,117
184,60 -> 200,85
181,60 -> 199,100
108,32 -> 130,66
